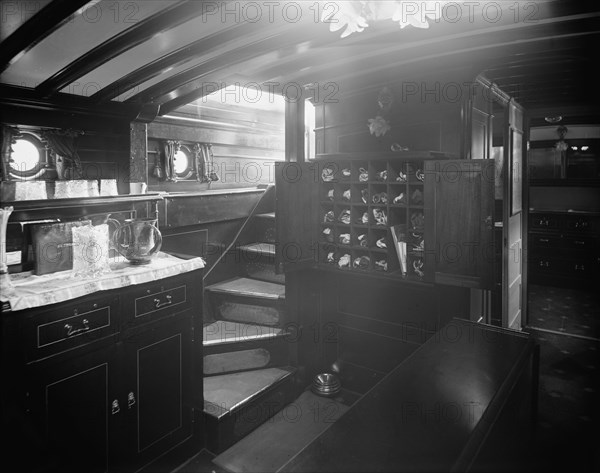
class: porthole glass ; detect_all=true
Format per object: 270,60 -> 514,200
11,138 -> 40,172
9,132 -> 47,179
174,149 -> 190,174
173,145 -> 194,179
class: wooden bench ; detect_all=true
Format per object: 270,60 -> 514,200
279,318 -> 539,472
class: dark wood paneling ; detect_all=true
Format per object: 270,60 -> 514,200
338,325 -> 420,373
162,190 -> 264,228
318,83 -> 464,155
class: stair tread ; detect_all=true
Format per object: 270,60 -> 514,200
237,242 -> 275,256
203,320 -> 285,346
204,366 -> 295,418
213,390 -> 350,473
206,277 -> 285,300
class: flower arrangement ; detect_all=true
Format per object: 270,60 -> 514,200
322,1 -> 450,38
368,116 -> 391,137
368,86 -> 393,137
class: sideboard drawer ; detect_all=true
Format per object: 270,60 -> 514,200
121,272 -> 196,328
25,294 -> 119,363
530,233 -> 562,248
135,284 -> 187,317
530,215 -> 560,230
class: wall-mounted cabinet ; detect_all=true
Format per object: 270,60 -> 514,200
275,153 -> 495,290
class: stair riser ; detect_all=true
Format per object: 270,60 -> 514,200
247,216 -> 276,244
225,246 -> 275,266
245,262 -> 285,284
205,374 -> 298,454
204,339 -> 291,376
208,295 -> 286,327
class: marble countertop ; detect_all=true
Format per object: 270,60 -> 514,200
1,252 -> 205,312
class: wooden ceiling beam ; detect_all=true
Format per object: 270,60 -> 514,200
89,22 -> 259,103
35,0 -> 217,98
0,0 -> 89,73
128,24 -> 333,108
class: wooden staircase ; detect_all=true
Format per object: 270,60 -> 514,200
202,189 -> 298,454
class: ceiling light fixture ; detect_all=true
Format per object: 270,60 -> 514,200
544,115 -> 563,124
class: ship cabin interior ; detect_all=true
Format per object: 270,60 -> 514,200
1,1 -> 599,473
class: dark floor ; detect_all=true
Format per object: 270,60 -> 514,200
522,284 -> 600,473
173,284 -> 600,473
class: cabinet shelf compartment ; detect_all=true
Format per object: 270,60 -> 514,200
369,160 -> 389,182
320,183 -> 335,203
388,161 -> 409,183
409,186 -> 425,206
388,208 -> 407,227
369,228 -> 389,251
388,185 -> 407,206
352,184 -> 369,204
351,249 -> 372,271
352,206 -> 370,226
353,230 -> 369,249
369,183 -> 388,205
370,207 -> 388,226
352,161 -> 369,183
320,161 -> 351,183
319,225 -> 336,244
407,161 -> 426,183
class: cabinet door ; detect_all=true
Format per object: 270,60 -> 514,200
24,345 -> 119,473
425,159 -> 494,289
120,315 -> 193,471
275,162 -> 319,272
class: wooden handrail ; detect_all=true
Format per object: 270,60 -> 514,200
202,184 -> 274,280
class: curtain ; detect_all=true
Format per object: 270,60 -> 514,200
42,129 -> 83,180
163,140 -> 180,182
194,143 -> 219,182
0,125 -> 21,180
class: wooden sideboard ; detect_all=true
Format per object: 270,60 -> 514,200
1,260 -> 203,473
529,210 -> 599,289
280,318 -> 539,473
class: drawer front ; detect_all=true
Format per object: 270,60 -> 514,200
562,258 -> 595,276
121,272 -> 196,328
564,237 -> 596,251
530,233 -> 562,248
26,295 -> 119,362
530,215 -> 560,230
530,256 -> 559,273
564,215 -> 595,233
135,284 -> 187,318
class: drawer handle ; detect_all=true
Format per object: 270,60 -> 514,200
64,318 -> 90,337
111,399 -> 120,415
127,392 -> 136,409
539,238 -> 549,243
154,294 -> 172,308
573,240 -> 585,245
575,264 -> 585,271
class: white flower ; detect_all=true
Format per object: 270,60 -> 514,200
322,1 -> 369,38
392,1 -> 448,29
368,116 -> 391,137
